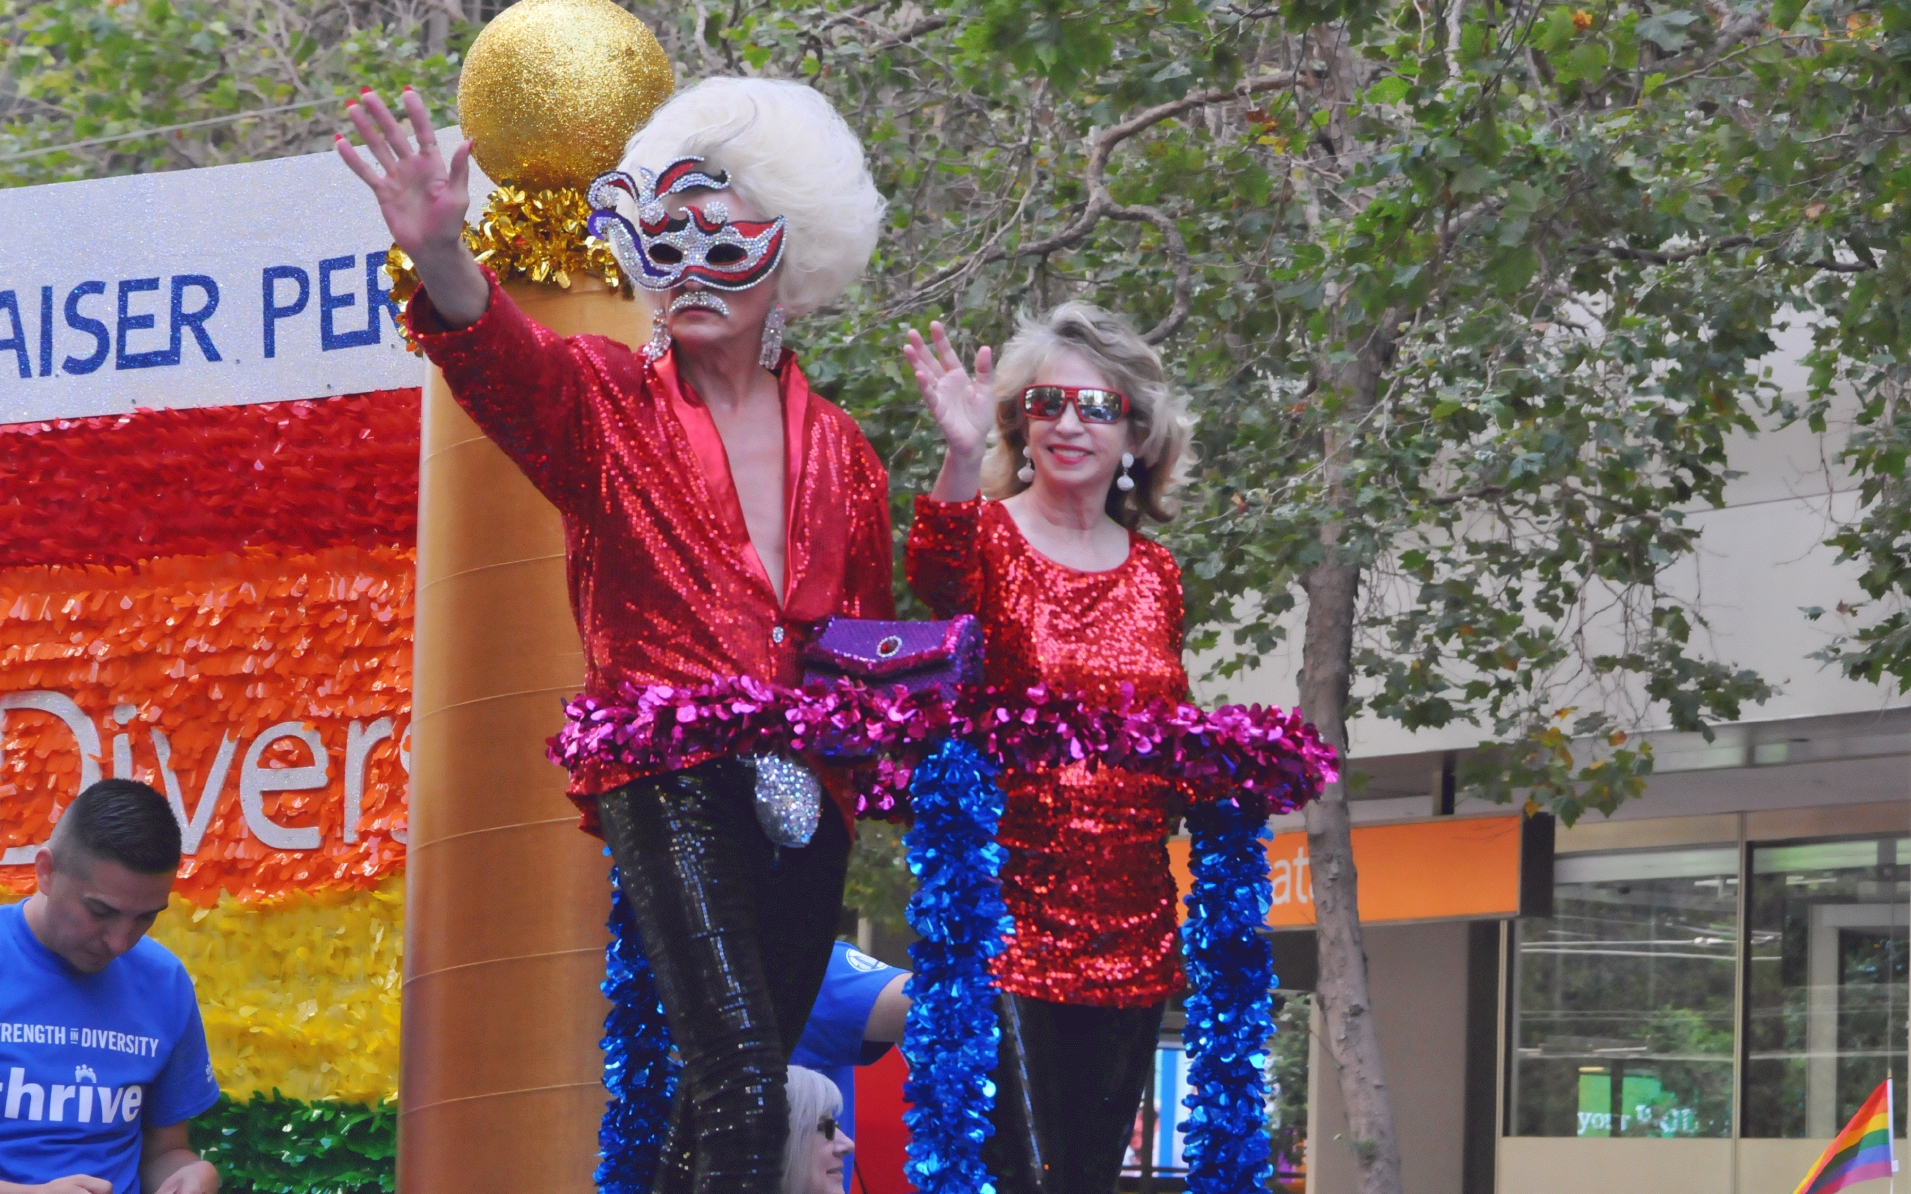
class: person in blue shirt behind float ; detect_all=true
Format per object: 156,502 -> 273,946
791,941 -> 909,1193
0,780 -> 222,1194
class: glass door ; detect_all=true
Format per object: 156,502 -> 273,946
1509,846 -> 1740,1138
1743,836 -> 1910,1138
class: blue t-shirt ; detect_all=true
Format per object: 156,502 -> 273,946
0,902 -> 221,1194
792,941 -> 907,1191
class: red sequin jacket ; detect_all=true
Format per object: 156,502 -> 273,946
906,497 -> 1188,1007
411,274 -> 896,825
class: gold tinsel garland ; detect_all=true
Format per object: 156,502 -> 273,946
384,185 -> 632,348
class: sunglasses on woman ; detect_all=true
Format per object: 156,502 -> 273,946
1019,384 -> 1132,424
817,1116 -> 840,1141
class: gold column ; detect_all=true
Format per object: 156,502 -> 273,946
401,279 -> 648,1193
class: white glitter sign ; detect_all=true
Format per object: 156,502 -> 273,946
0,147 -> 489,425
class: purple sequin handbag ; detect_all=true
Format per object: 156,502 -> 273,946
801,614 -> 982,700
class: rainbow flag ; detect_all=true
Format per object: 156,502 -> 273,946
1794,1080 -> 1899,1194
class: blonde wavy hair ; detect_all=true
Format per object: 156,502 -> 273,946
981,302 -> 1196,527
621,77 -> 886,318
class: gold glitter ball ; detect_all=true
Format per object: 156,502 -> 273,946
459,0 -> 674,191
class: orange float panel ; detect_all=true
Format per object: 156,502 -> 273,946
1168,814 -> 1524,927
0,546 -> 413,903
400,278 -> 649,1194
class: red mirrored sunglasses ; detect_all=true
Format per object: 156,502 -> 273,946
1019,384 -> 1132,424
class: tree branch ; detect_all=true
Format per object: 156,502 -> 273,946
1428,484 -> 1509,507
1590,233 -> 1879,275
1093,74 -> 1299,164
1811,257 -> 1878,273
1012,73 -> 1295,338
873,14 -> 949,50
889,73 -> 1294,339
816,1 -> 885,32
1107,202 -> 1193,343
1591,234 -> 1762,264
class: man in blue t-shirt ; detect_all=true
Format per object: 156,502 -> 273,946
791,940 -> 910,1193
0,779 -> 221,1194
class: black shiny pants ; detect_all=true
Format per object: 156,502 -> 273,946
596,757 -> 851,1194
986,994 -> 1168,1194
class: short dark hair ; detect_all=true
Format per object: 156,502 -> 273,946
49,779 -> 182,876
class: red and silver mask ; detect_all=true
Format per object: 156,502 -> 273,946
587,157 -> 787,293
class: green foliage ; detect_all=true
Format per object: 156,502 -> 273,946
1766,0 -> 1911,694
4,0 -> 1861,827
0,1 -> 471,187
197,1093 -> 395,1194
1267,991 -> 1312,1179
630,0 -> 1788,823
843,815 -> 914,936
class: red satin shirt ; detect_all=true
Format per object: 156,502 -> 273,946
411,275 -> 896,820
906,497 -> 1188,1008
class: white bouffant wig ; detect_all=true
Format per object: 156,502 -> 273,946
780,1065 -> 845,1194
620,78 -> 886,318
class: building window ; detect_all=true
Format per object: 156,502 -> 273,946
1510,847 -> 1739,1137
1743,835 -> 1908,1138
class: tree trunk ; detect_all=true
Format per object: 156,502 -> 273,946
1299,326 -> 1403,1194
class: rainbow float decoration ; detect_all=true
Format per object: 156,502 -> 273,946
1,389 -> 419,1189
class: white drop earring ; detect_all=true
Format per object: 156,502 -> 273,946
644,314 -> 672,361
758,301 -> 787,370
1017,447 -> 1035,484
1115,451 -> 1136,492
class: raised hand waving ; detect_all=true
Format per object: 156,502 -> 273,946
904,320 -> 997,502
904,321 -> 995,461
334,87 -> 488,327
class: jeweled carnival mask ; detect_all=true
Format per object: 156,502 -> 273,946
587,156 -> 787,293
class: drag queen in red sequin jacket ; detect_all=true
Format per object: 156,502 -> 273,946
339,79 -> 892,1194
899,304 -> 1197,1194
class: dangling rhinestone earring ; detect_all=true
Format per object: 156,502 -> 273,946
644,313 -> 672,361
1017,446 -> 1036,484
1116,451 -> 1137,492
758,301 -> 787,370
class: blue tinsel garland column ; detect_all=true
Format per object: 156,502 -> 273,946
1179,800 -> 1277,1194
899,738 -> 1013,1194
598,863 -> 681,1194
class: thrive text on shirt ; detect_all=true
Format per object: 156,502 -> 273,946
0,902 -> 220,1194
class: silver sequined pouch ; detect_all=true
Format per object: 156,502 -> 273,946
749,754 -> 822,847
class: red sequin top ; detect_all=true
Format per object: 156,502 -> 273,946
906,497 -> 1188,1007
411,274 -> 896,823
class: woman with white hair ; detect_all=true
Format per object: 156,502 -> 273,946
781,1066 -> 854,1194
901,307 -> 1196,1194
337,80 -> 893,1193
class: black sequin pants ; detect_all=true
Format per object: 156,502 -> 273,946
986,994 -> 1168,1194
596,757 -> 851,1194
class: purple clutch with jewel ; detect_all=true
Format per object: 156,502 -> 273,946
801,614 -> 982,700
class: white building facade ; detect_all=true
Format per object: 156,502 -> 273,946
1203,367 -> 1911,1194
